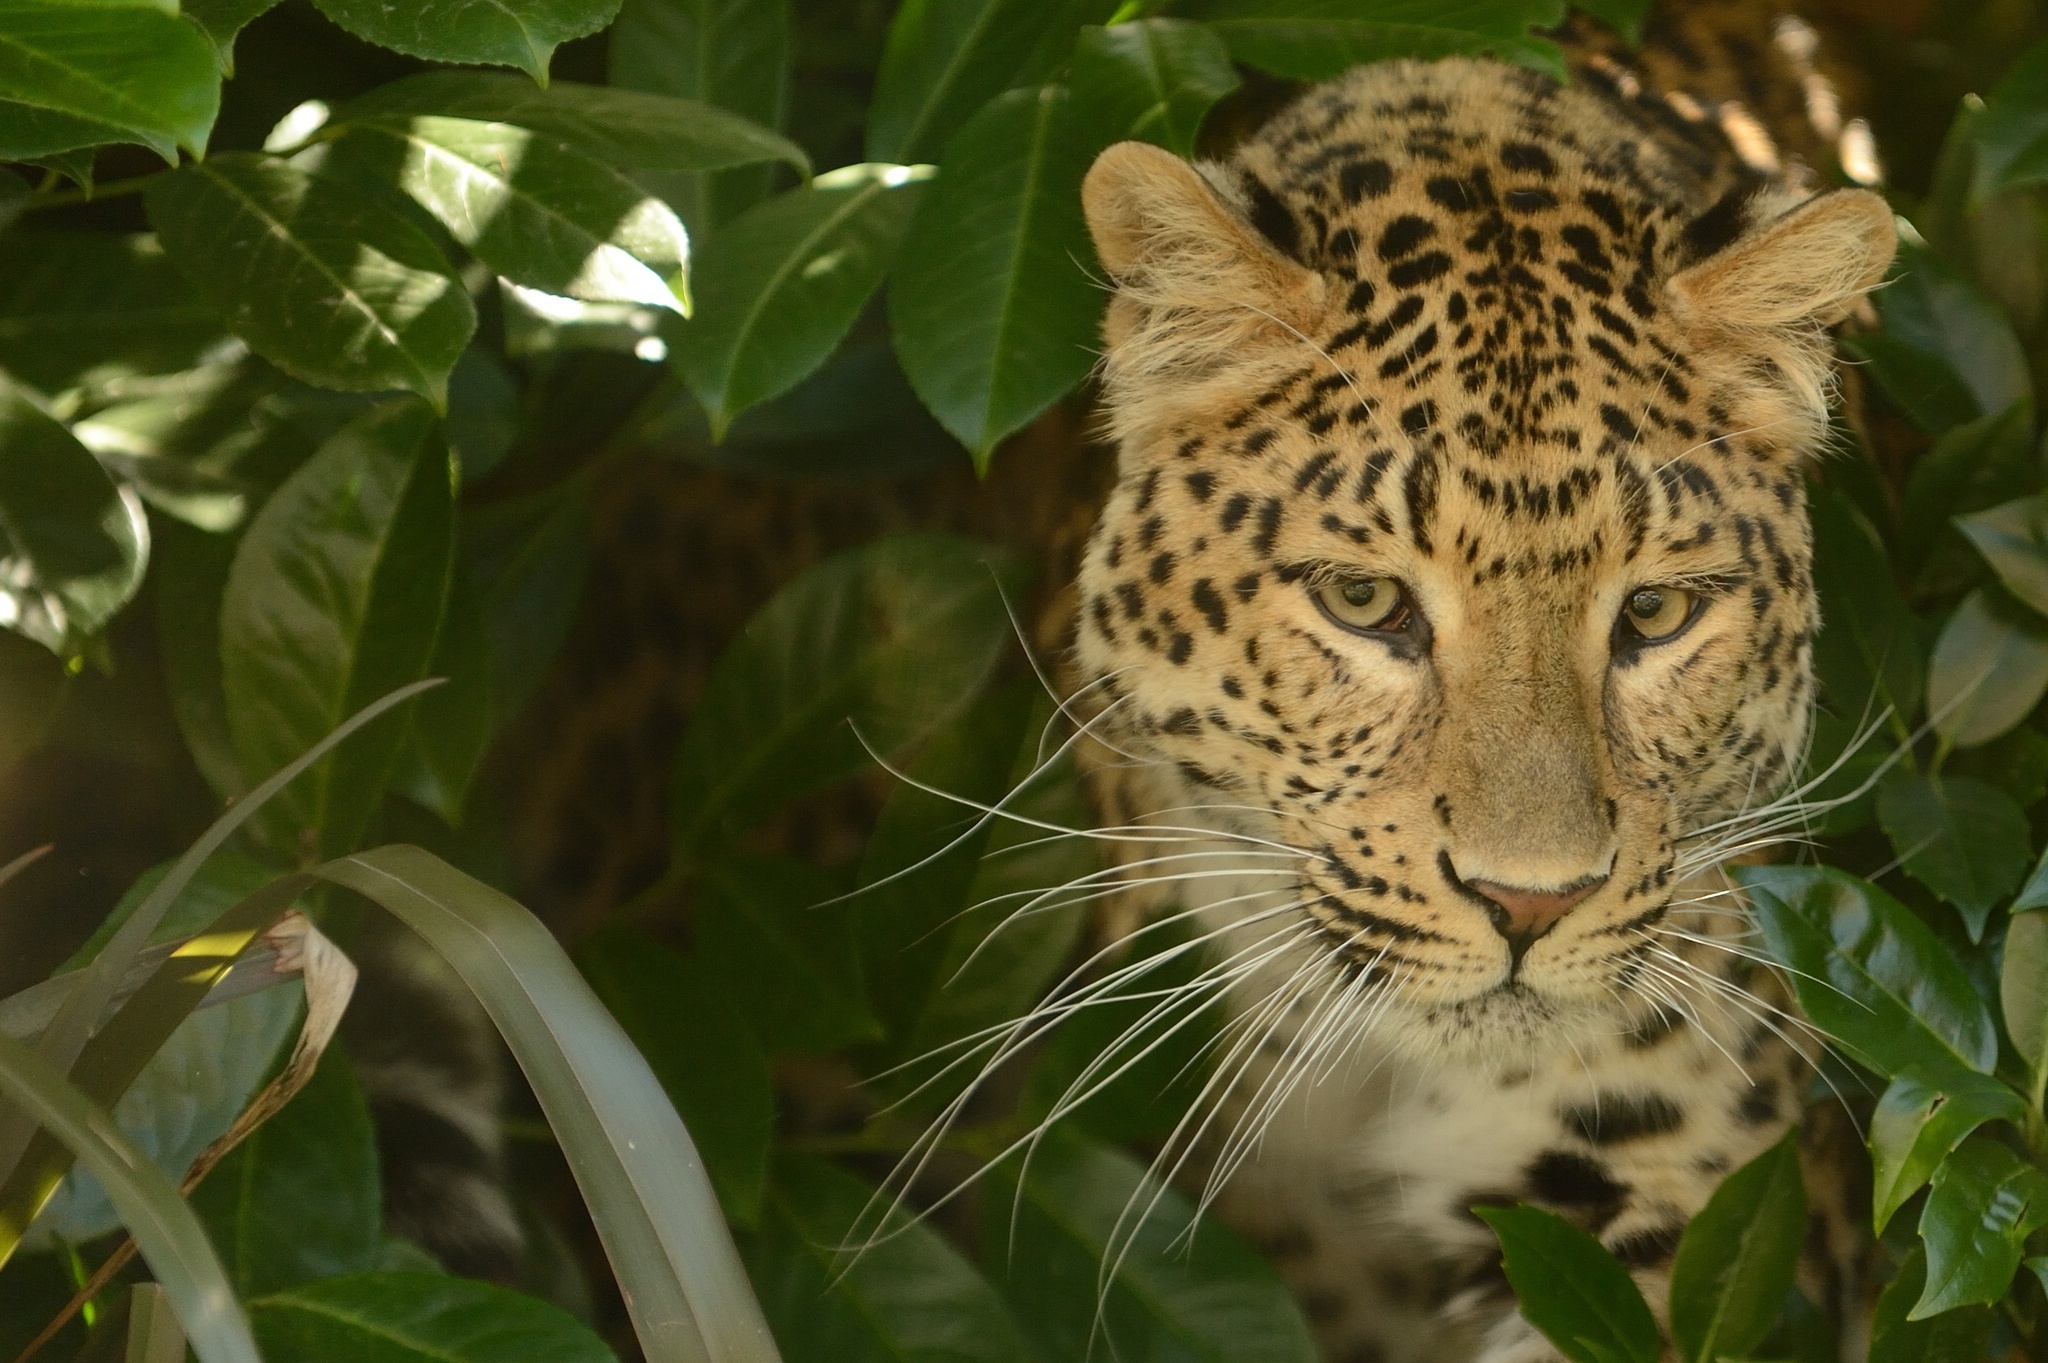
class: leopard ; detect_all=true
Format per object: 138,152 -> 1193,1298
1046,25 -> 1897,1363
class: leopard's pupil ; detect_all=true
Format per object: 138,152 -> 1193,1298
1343,581 -> 1379,606
1629,589 -> 1663,620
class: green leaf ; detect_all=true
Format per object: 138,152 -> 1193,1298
221,402 -> 455,856
1912,1135 -> 2048,1317
984,1129 -> 1318,1363
1971,39 -> 2048,200
607,0 -> 791,229
191,1050 -> 382,1297
1841,332 -> 1983,436
1927,586 -> 2048,749
0,232 -> 225,396
1571,0 -> 1650,41
1070,19 -> 1239,158
329,115 -> 690,311
1810,488 -> 1923,725
1958,489 -> 2048,618
696,854 -> 879,1055
1740,864 -> 1998,1083
1669,1128 -> 1806,1363
155,518 -> 243,800
575,927 -> 773,1225
251,1273 -> 614,1363
681,163 -> 929,435
866,0 -> 1108,164
2003,906 -> 2048,1072
1876,240 -> 2032,428
343,73 -> 808,176
0,1030 -> 260,1363
745,1151 -> 1036,1363
308,0 -> 622,81
1875,773 -> 2030,940
1869,1246 -> 1993,1362
1471,1203 -> 1658,1363
1899,402 -> 2034,578
182,0 -> 284,73
1869,1071 -> 2026,1235
145,153 -> 475,405
1178,0 -> 1569,82
313,845 -> 776,1363
0,375 -> 149,655
0,0 -> 219,161
890,85 -> 1098,465
668,533 -> 1023,862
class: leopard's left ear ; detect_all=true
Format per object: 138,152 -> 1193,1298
1666,188 -> 1895,329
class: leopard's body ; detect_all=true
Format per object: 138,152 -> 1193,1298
491,6 -> 1895,1358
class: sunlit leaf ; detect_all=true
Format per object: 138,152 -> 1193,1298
1741,864 -> 1997,1083
1874,772 -> 2030,940
1472,1203 -> 1657,1363
1870,1070 -> 2027,1236
308,0 -> 623,81
2003,907 -> 2048,1076
1669,1128 -> 1805,1363
1927,587 -> 2048,749
145,154 -> 475,405
251,1273 -> 615,1362
890,85 -> 1098,465
1912,1136 -> 2048,1317
985,1129 -> 1318,1363
1069,19 -> 1239,157
0,0 -> 219,161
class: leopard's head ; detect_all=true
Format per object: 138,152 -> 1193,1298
1069,62 -> 1895,1058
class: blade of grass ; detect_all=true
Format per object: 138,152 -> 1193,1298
315,844 -> 779,1363
0,1031 -> 258,1363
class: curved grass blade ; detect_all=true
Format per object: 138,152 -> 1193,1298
314,844 -> 779,1363
0,1030 -> 258,1363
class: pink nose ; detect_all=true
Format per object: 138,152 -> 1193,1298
1466,875 -> 1607,941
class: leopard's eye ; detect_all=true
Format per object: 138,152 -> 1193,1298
1315,577 -> 1409,633
1620,586 -> 1696,642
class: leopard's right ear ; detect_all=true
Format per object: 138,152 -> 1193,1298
1083,142 -> 1326,390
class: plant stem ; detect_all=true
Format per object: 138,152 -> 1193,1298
22,174 -> 159,212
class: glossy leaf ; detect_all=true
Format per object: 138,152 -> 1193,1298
1877,240 -> 2032,426
1472,1203 -> 1658,1363
1740,864 -> 1997,1083
1069,19 -> 1239,157
575,927 -> 773,1225
1669,1128 -> 1806,1363
2004,907 -> 2048,1073
696,854 -> 877,1056
1875,773 -> 2030,940
331,115 -> 689,311
0,1031 -> 260,1363
1869,1246 -> 1993,1362
1179,0 -> 1568,82
1810,489 -> 1923,724
308,0 -> 622,81
145,153 -> 475,405
682,163 -> 929,435
0,0 -> 219,161
0,376 -> 149,654
1957,489 -> 2048,618
1971,39 -> 2048,200
156,519 -> 245,801
343,73 -> 808,175
891,85 -> 1099,465
251,1273 -> 614,1363
190,1050 -> 382,1297
0,232 -> 225,395
1869,1071 -> 2027,1235
668,534 -> 1023,862
1842,332 -> 1981,435
866,0 -> 1107,164
746,1152 -> 1034,1363
1927,587 -> 2048,749
221,402 -> 455,856
984,1129 -> 1318,1363
1899,402 -> 2033,577
184,0 -> 285,73
1912,1136 -> 2048,1317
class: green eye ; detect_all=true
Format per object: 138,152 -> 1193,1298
1622,586 -> 1695,641
1315,577 -> 1408,631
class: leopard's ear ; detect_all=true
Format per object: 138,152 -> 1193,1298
1666,187 -> 1895,330
1083,141 -> 1325,386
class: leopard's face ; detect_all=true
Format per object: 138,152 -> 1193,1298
1072,60 -> 1894,1059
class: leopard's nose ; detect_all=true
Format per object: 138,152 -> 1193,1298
1466,874 -> 1607,943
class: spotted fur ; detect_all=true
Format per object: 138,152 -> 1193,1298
1062,36 -> 1894,1363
